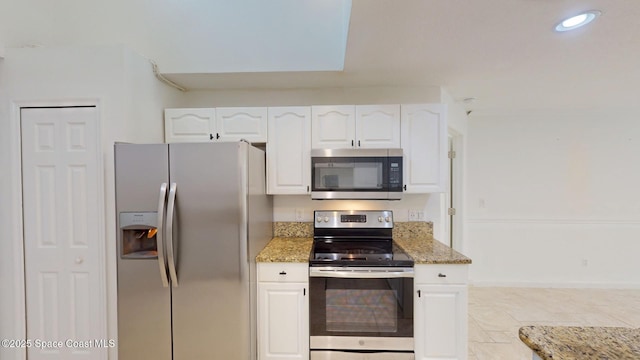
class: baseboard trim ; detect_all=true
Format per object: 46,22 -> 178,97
469,280 -> 640,289
466,218 -> 640,225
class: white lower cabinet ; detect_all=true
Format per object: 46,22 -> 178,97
258,263 -> 309,360
414,265 -> 468,360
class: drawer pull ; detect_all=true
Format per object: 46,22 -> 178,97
279,271 -> 287,275
438,273 -> 447,278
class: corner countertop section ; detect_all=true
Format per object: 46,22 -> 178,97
256,222 -> 313,263
393,222 -> 471,264
394,236 -> 471,264
256,237 -> 313,263
519,326 -> 640,360
256,221 -> 471,264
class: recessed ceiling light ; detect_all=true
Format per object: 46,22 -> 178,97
555,10 -> 601,32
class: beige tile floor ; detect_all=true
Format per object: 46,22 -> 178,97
467,286 -> 640,360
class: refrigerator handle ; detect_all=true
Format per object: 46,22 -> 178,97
166,182 -> 179,287
156,183 -> 170,288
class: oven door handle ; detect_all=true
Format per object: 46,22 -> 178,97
309,267 -> 414,278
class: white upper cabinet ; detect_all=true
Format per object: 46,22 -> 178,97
267,107 -> 311,195
401,104 -> 447,193
355,104 -> 401,148
215,107 -> 268,142
311,105 -> 356,149
164,107 -> 267,143
311,105 -> 400,149
165,108 -> 216,143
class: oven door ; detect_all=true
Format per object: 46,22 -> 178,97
309,267 -> 414,354
310,350 -> 414,360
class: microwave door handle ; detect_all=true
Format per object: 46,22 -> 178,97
156,183 -> 170,288
166,182 -> 179,287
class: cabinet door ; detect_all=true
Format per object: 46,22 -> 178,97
267,107 -> 311,194
414,284 -> 468,360
258,282 -> 309,360
355,105 -> 401,148
164,108 -> 216,143
401,104 -> 447,193
311,105 -> 356,149
215,107 -> 268,142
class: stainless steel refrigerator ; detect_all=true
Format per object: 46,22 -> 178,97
114,141 -> 273,360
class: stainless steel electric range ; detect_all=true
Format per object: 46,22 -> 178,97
309,210 -> 415,360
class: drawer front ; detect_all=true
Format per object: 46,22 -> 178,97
258,263 -> 308,282
415,264 -> 468,285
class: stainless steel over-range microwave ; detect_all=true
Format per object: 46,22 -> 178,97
310,148 -> 403,200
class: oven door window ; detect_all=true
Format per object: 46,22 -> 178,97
310,277 -> 413,337
312,157 -> 386,191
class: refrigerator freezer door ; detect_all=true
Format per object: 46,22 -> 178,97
115,143 -> 172,360
156,183 -> 170,287
169,142 -> 251,360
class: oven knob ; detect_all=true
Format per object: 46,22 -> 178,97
385,216 -> 391,222
317,216 -> 322,223
378,216 -> 383,222
323,216 -> 329,222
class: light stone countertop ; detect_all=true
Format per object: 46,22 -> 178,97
519,325 -> 640,360
394,236 -> 471,264
256,221 -> 471,264
255,237 -> 312,263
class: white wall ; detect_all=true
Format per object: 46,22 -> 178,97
0,0 -> 351,74
180,85 -> 442,107
0,45 -> 182,360
0,53 -> 12,358
466,108 -> 640,288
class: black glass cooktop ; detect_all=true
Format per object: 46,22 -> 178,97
309,238 -> 414,267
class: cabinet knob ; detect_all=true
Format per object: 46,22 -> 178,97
209,133 -> 214,140
358,140 -> 361,147
75,257 -> 84,264
438,273 -> 447,278
403,185 -> 407,191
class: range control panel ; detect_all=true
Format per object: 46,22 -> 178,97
314,210 -> 393,229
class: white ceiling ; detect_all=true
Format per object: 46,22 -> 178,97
2,0 -> 640,113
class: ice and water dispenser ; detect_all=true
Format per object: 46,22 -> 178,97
119,212 -> 158,259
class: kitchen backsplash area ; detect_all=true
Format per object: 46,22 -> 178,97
274,222 -> 313,237
273,221 -> 433,239
272,194 -> 438,222
272,193 -> 443,240
393,221 -> 433,239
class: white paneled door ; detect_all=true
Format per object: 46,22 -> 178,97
21,107 -> 107,359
